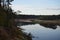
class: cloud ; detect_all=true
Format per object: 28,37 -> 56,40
46,8 -> 60,10
11,5 -> 60,15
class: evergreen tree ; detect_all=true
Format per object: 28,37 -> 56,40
6,0 -> 14,8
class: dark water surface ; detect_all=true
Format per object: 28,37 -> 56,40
20,24 -> 60,40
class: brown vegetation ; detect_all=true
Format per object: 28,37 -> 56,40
0,6 -> 32,40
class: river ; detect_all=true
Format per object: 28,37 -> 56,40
16,23 -> 60,40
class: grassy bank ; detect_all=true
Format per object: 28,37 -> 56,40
0,6 -> 32,40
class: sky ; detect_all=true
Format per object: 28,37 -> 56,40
11,0 -> 60,15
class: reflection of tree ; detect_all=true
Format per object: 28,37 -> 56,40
18,22 -> 59,29
17,22 -> 35,26
40,24 -> 57,29
27,33 -> 32,40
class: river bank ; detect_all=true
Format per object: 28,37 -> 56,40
0,6 -> 32,40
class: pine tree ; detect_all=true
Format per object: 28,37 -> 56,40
6,0 -> 14,7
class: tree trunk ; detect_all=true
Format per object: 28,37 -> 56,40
0,0 -> 1,6
8,0 -> 9,10
3,0 -> 5,7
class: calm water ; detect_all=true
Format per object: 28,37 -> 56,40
20,24 -> 60,40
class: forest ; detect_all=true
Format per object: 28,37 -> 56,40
16,14 -> 60,20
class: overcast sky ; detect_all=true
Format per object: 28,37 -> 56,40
11,0 -> 60,15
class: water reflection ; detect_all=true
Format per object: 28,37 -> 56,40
17,22 -> 60,29
20,24 -> 60,40
40,24 -> 57,29
17,22 -> 60,40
